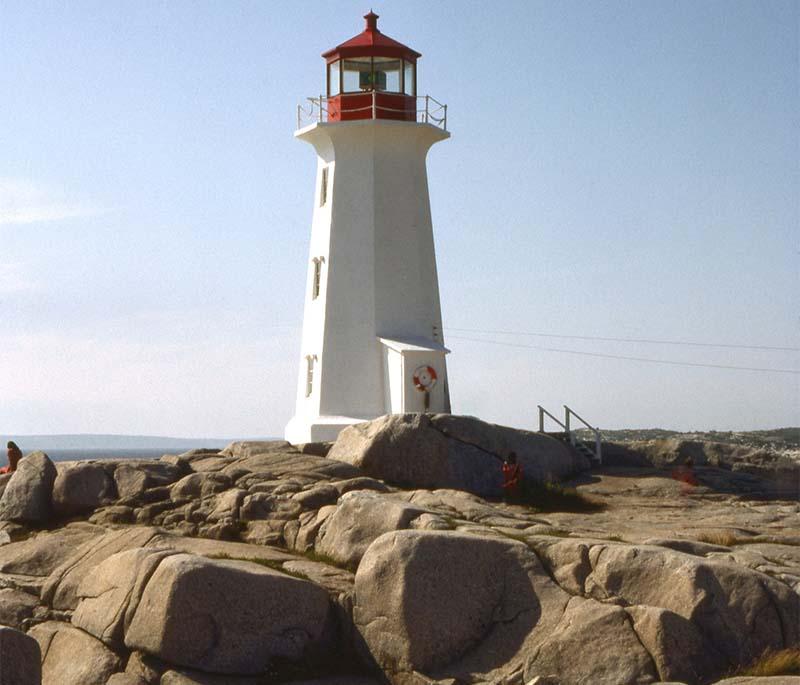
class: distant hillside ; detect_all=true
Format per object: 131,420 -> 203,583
3,434 -> 265,451
574,427 -> 800,451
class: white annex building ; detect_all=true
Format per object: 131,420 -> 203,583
285,13 -> 452,444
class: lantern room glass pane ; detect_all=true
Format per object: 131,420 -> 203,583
328,61 -> 340,96
373,57 -> 401,92
343,57 -> 372,92
404,61 -> 415,95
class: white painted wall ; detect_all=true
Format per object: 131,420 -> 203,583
285,119 -> 450,444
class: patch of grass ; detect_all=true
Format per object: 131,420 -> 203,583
734,647 -> 800,677
604,535 -> 625,543
496,530 -> 533,545
696,531 -> 740,547
516,481 -> 605,514
695,531 -> 800,548
301,547 -> 355,572
205,553 -> 309,581
536,528 -> 572,538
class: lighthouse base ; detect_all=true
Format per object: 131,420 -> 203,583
284,414 -> 372,445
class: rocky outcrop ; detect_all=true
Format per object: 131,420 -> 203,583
328,413 -> 587,496
531,536 -> 799,681
0,453 -> 57,523
0,525 -> 104,578
0,430 -> 797,685
0,625 -> 41,685
601,438 -> 800,497
0,588 -> 38,629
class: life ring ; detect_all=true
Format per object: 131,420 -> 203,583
413,365 -> 438,392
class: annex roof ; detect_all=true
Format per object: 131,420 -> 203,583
378,335 -> 450,354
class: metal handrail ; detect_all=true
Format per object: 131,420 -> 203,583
564,405 -> 602,465
537,405 -> 566,432
537,404 -> 603,465
297,92 -> 448,131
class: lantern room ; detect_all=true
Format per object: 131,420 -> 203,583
322,12 -> 420,122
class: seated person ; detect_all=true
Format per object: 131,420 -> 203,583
1,441 -> 22,474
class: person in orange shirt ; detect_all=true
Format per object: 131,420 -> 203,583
502,451 -> 522,502
1,441 -> 22,474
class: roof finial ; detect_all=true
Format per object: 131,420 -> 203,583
364,10 -> 379,31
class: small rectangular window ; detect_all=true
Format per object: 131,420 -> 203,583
305,355 -> 316,397
373,57 -> 401,92
343,57 -> 371,92
404,61 -> 415,96
312,257 -> 324,299
328,60 -> 340,96
319,166 -> 329,206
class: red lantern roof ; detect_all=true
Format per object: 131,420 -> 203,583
322,11 -> 421,63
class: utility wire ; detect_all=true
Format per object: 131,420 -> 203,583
447,334 -> 800,375
444,327 -> 799,353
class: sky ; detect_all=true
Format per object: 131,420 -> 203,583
1,0 -> 797,438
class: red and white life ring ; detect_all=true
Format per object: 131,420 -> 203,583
413,365 -> 438,392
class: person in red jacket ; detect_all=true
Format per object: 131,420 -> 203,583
502,451 -> 522,502
1,441 -> 22,474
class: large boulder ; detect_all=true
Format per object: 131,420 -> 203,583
0,625 -> 41,685
625,604 -> 719,684
73,547 -> 175,648
42,526 -> 160,611
314,491 -> 429,569
52,462 -> 116,516
0,452 -> 57,523
114,461 -> 185,500
42,526 -> 297,612
125,553 -> 334,674
522,597 -> 658,685
353,529 -> 572,681
220,440 -> 297,459
170,472 -> 232,501
328,414 -> 587,497
28,620 -> 121,685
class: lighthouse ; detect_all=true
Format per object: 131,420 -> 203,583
285,12 -> 451,444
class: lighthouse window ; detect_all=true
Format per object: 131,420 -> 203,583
328,60 -> 340,97
403,61 -> 415,96
312,257 -> 324,299
319,166 -> 329,206
343,57 -> 372,92
305,355 -> 316,397
373,57 -> 401,92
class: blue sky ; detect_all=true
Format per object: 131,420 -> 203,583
1,1 -> 797,438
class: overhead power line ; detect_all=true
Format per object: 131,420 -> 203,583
446,334 -> 800,375
444,327 -> 799,353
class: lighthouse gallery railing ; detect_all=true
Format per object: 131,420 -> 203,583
297,93 -> 448,131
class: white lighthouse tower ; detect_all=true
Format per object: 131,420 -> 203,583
285,12 -> 451,444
